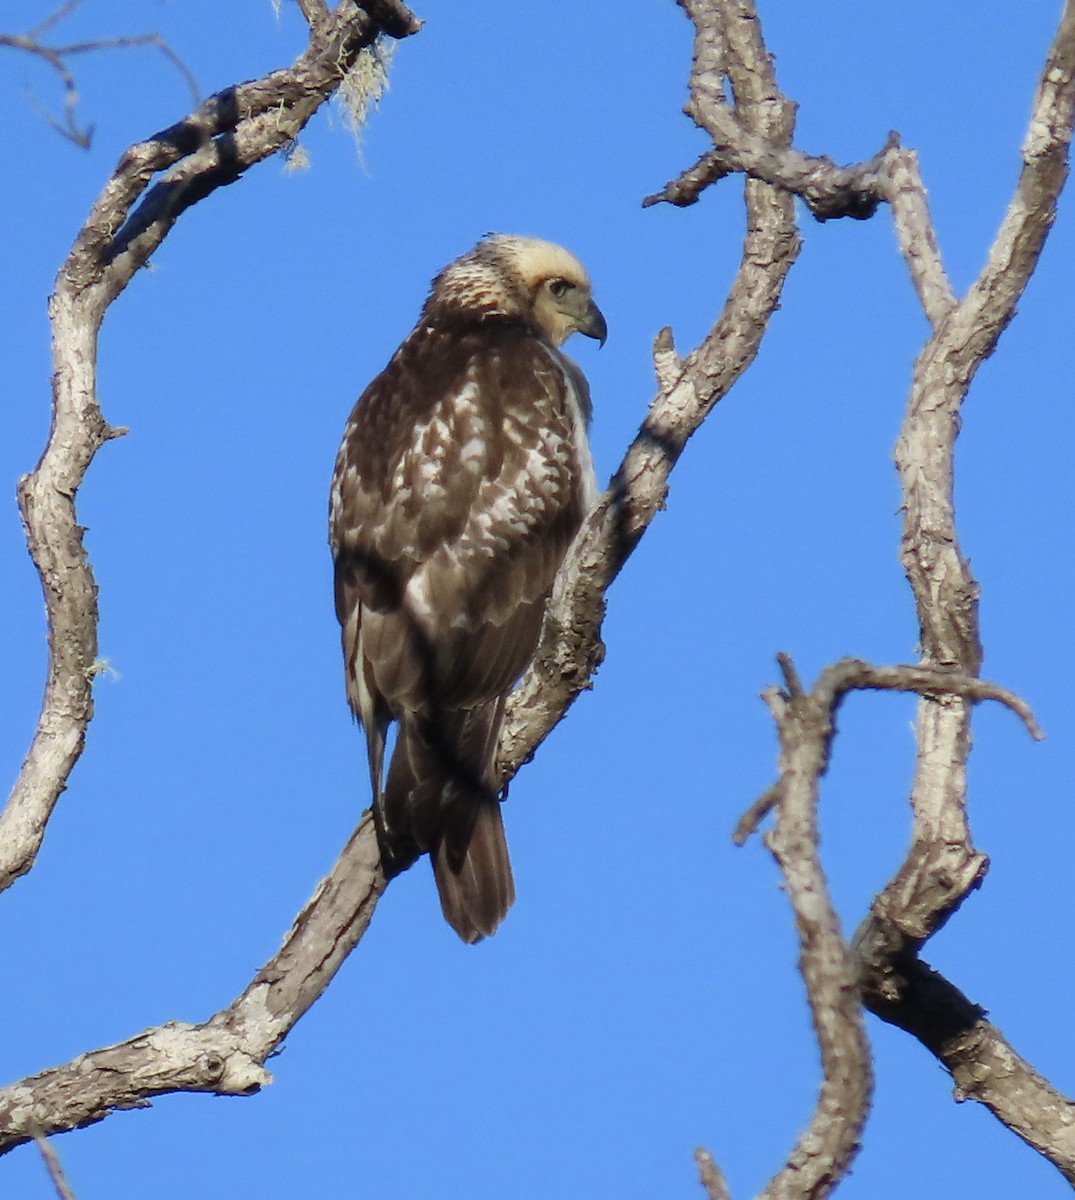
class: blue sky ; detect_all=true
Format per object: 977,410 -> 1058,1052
2,1 -> 1074,1197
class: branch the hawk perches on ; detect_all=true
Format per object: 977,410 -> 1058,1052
330,235 -> 606,942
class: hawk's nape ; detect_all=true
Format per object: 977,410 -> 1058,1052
329,234 -> 605,943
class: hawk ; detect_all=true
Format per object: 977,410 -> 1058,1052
330,234 -> 606,943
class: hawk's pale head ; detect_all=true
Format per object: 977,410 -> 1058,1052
422,234 -> 607,347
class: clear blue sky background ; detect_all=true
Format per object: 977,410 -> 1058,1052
2,1 -> 1074,1197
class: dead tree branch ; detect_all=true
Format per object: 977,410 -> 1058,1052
852,0 -> 1075,1179
2,0 -> 418,1133
854,932 -> 1075,1183
695,1147 -> 732,1200
499,0 -> 801,774
1,0 -> 421,901
742,646 -> 1049,1197
730,646 -> 1046,1199
735,658 -> 1042,848
637,0 -> 1075,1192
2,1 -> 417,1129
749,655 -> 873,1200
0,814 -> 385,1152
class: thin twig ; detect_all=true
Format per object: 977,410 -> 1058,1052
733,782 -> 782,846
29,0 -> 80,40
33,1131 -> 77,1200
0,14 -> 201,148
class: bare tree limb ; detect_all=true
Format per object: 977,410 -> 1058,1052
0,814 -> 385,1151
642,136 -> 890,222
847,0 -> 1075,1179
644,0 -> 1075,1179
636,0 -> 1075,1189
854,930 -> 1075,1183
880,147 -> 957,326
1,0 -> 421,899
295,0 -> 332,26
864,0 -> 1075,957
0,3 -> 418,1149
29,1 -> 80,40
727,648 -> 1045,1197
813,660 -> 1043,741
645,132 -> 959,326
866,0 -> 1075,959
747,655 -> 872,1200
735,659 -> 1042,847
499,0 -> 802,775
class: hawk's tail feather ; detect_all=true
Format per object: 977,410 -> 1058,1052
432,799 -> 515,944
378,701 -> 516,941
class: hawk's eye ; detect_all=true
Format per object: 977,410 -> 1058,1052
548,278 -> 575,300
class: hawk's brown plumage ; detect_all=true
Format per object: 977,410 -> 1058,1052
330,235 -> 605,942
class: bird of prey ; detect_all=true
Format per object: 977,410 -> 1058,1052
329,234 -> 606,943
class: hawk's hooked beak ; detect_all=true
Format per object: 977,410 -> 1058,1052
578,298 -> 608,347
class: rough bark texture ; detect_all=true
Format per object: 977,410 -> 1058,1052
853,1 -> 1075,1183
755,664 -> 873,1200
0,815 -> 384,1153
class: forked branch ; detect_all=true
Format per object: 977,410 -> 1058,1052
637,0 -> 1075,1195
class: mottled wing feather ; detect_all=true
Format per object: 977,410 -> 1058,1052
330,322 -> 591,719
